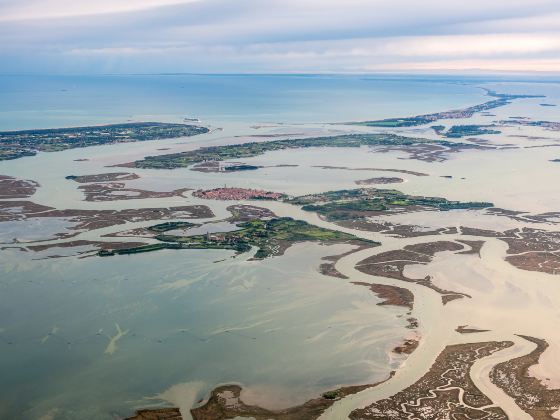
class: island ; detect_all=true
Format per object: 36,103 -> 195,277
491,335 -> 560,418
288,188 -> 493,221
0,175 -> 39,199
192,187 -> 285,201
125,133 -> 482,169
502,119 -> 560,131
440,125 -> 501,138
98,217 -> 378,259
351,341 -> 513,419
0,122 -> 209,161
355,177 -> 404,185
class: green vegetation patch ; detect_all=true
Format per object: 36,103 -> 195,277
99,217 -> 377,259
353,117 -> 434,127
0,122 -> 209,161
131,133 -> 475,169
288,188 -> 493,221
147,221 -> 197,232
444,125 -> 501,138
322,391 -> 340,400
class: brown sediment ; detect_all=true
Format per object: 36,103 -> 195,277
78,183 -> 190,202
319,243 -> 373,279
190,161 -> 221,172
102,227 -> 159,239
192,162 -> 297,173
190,377 -> 392,420
491,335 -> 560,419
487,208 -> 560,224
0,201 -> 53,222
355,177 -> 404,185
0,200 -> 213,231
407,317 -> 419,329
375,142 -> 490,163
66,172 -> 140,183
26,240 -> 148,254
350,341 -> 514,419
319,261 -> 349,279
509,135 -> 549,140
355,241 -> 471,304
498,229 -> 560,275
0,175 -> 40,199
226,204 -> 276,222
352,281 -> 414,310
126,377 -> 393,420
458,226 -> 560,275
393,338 -> 419,354
440,294 -> 465,304
456,240 -> 485,256
338,219 -> 458,238
456,326 -> 490,334
405,241 -> 465,256
124,408 -> 182,420
502,229 -> 560,253
58,205 -> 213,231
502,119 -> 560,132
460,226 -> 506,237
505,252 -> 560,275
312,166 -> 429,176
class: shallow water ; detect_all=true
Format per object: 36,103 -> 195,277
0,243 -> 410,419
2,75 -> 560,419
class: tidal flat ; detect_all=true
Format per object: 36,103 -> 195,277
2,75 -> 560,420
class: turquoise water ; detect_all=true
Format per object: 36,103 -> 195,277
1,74 -> 556,419
0,244 -> 409,419
0,74 -> 490,130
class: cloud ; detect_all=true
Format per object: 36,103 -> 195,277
0,0 -> 201,21
1,0 -> 560,73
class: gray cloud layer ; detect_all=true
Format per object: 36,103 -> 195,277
2,0 -> 560,73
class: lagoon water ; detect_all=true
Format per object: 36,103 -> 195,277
1,74 -> 560,419
0,243 -> 411,419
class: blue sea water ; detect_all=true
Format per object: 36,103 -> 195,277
0,74 -> 492,130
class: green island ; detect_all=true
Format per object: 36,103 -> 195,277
288,188 -> 493,221
98,217 -> 377,259
224,164 -> 261,171
147,221 -> 197,232
442,125 -> 501,138
503,119 -> 560,131
0,122 -> 209,161
351,91 -> 543,128
431,125 -> 446,135
130,133 -> 474,169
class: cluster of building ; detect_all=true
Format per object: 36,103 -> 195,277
193,187 -> 284,201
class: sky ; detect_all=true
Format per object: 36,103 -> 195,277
1,0 -> 560,74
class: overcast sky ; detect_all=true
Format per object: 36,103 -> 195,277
2,0 -> 560,74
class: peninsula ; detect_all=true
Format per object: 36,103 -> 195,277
0,122 -> 209,161
351,90 -> 543,127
